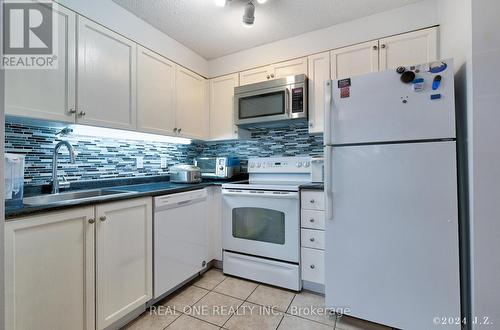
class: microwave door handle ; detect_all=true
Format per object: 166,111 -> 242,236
286,88 -> 291,114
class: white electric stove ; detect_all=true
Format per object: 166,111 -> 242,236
221,156 -> 312,291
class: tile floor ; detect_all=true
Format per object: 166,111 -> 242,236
123,269 -> 394,330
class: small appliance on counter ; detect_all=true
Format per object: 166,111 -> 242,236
169,164 -> 202,183
311,156 -> 324,183
194,157 -> 241,179
4,153 -> 25,207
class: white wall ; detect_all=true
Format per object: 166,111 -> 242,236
0,0 -> 5,327
469,0 -> 500,328
208,0 -> 439,77
56,0 -> 209,77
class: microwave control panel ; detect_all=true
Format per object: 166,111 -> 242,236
291,87 -> 304,113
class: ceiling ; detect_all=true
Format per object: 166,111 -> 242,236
113,0 -> 425,60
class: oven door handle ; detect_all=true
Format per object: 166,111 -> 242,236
222,190 -> 299,199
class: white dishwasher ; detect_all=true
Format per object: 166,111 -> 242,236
154,188 -> 208,299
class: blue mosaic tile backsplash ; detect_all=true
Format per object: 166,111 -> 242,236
5,121 -> 323,184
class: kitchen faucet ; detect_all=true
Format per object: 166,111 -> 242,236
52,141 -> 76,194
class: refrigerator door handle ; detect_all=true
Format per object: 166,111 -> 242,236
324,146 -> 334,221
324,80 -> 333,146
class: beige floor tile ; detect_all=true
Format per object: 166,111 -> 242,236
213,276 -> 259,300
123,309 -> 180,330
247,284 -> 296,312
335,315 -> 391,330
166,313 -> 219,330
278,314 -> 334,330
193,269 -> 227,290
287,291 -> 336,326
189,291 -> 244,326
224,302 -> 284,330
162,285 -> 209,312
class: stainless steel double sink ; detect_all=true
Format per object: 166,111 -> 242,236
23,188 -> 136,206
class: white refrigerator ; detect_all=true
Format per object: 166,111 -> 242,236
323,60 -> 461,330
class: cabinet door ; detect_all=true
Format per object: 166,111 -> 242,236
307,52 -> 330,133
175,66 -> 208,139
95,197 -> 152,329
209,73 -> 239,140
239,66 -> 272,85
77,16 -> 137,130
379,27 -> 438,70
271,57 -> 308,79
5,207 -> 95,330
137,46 -> 176,135
5,4 -> 76,122
330,40 -> 379,80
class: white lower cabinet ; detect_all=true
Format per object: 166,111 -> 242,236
300,190 -> 326,288
5,207 -> 95,330
96,198 -> 152,329
301,248 -> 325,285
5,197 -> 153,330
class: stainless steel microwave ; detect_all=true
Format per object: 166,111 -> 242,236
234,74 -> 308,128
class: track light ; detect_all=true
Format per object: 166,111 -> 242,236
242,1 -> 255,26
214,0 -> 226,7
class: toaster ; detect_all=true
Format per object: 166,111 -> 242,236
170,164 -> 202,183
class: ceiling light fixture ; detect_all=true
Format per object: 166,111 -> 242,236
214,0 -> 226,7
257,0 -> 267,3
242,1 -> 255,27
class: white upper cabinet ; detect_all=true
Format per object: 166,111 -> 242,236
5,207 -> 95,330
379,27 -> 438,70
137,46 -> 176,135
307,52 -> 330,134
5,5 -> 76,122
95,198 -> 152,330
77,16 -> 137,130
209,73 -> 239,141
175,66 -> 208,140
271,57 -> 308,79
239,57 -> 308,85
330,40 -> 379,80
239,66 -> 272,85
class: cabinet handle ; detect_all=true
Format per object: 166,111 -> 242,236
309,218 -> 315,223
67,108 -> 77,115
270,73 -> 275,78
310,237 -> 315,242
266,75 -> 270,79
88,218 -> 95,224
178,128 -> 182,134
78,110 -> 86,117
310,199 -> 315,203
381,44 -> 386,49
99,216 -> 107,222
310,264 -> 315,269
173,128 -> 178,133
372,45 -> 378,50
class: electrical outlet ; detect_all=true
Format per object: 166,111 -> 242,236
160,156 -> 167,169
136,156 -> 144,169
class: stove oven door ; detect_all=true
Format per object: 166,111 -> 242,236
222,189 -> 300,263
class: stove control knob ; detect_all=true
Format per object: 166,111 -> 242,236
296,162 -> 303,168
304,161 -> 311,168
250,163 -> 255,168
257,163 -> 261,168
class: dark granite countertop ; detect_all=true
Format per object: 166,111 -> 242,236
299,183 -> 324,190
5,175 -> 247,220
